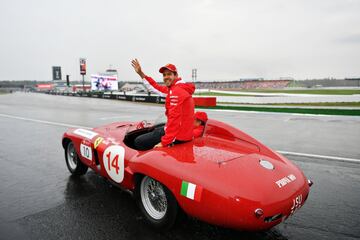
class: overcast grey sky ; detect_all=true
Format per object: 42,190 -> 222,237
0,0 -> 359,81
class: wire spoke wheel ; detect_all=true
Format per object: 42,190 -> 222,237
64,140 -> 88,176
140,176 -> 168,220
66,142 -> 77,171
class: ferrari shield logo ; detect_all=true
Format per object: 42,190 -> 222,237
94,137 -> 104,149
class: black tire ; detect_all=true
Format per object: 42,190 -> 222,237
64,141 -> 88,176
135,176 -> 178,230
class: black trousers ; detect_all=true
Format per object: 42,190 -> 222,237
134,127 -> 189,150
134,127 -> 165,151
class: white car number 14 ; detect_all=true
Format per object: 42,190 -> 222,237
102,145 -> 125,183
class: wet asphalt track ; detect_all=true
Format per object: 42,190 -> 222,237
0,92 -> 359,240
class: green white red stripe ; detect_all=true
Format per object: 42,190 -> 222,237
180,180 -> 203,202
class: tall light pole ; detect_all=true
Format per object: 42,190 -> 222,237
192,68 -> 197,83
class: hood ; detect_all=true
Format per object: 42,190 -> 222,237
172,78 -> 195,95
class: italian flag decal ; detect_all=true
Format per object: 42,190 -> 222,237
180,181 -> 203,202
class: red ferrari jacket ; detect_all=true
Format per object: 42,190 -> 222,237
144,76 -> 195,146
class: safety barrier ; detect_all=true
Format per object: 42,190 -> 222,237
45,91 -> 216,107
193,97 -> 217,107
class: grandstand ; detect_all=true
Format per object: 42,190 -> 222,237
1,78 -> 358,93
194,80 -> 291,90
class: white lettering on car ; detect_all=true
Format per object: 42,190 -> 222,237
290,194 -> 303,216
80,143 -> 92,161
73,129 -> 98,139
103,145 -> 125,183
275,174 -> 297,188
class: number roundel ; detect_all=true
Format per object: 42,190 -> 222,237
102,145 -> 125,183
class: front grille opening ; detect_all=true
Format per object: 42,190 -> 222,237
264,213 -> 283,223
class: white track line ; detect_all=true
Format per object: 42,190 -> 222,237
0,113 -> 90,129
99,115 -> 131,120
277,150 -> 360,164
1,113 -> 359,163
206,109 -> 360,118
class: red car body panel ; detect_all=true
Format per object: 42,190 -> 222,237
62,119 -> 310,231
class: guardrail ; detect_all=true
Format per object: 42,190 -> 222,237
44,91 -> 217,107
46,91 -> 166,104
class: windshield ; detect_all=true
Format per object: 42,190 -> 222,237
126,113 -> 166,135
153,114 -> 166,126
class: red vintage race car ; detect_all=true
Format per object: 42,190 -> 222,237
62,118 -> 312,231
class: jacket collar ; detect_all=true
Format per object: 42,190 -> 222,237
168,77 -> 183,88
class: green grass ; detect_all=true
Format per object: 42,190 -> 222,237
229,89 -> 360,95
195,89 -> 360,96
194,92 -> 257,97
264,102 -> 360,107
218,102 -> 360,107
196,105 -> 360,116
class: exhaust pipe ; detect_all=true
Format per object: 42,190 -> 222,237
308,179 -> 314,187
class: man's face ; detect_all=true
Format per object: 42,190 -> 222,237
162,69 -> 177,87
194,119 -> 202,127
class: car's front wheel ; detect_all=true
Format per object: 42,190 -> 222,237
135,176 -> 178,230
65,141 -> 88,176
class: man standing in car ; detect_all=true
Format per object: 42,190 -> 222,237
131,59 -> 195,150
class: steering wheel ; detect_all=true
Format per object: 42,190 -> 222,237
136,120 -> 150,130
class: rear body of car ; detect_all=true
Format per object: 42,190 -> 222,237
62,119 -> 312,231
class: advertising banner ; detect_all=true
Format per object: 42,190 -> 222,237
52,66 -> 62,80
91,74 -> 118,91
80,58 -> 86,75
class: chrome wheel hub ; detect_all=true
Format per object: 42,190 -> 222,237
140,176 -> 167,220
67,143 -> 77,170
